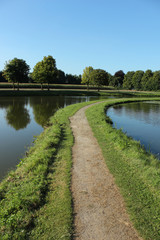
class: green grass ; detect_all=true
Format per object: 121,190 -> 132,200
0,82 -> 113,90
85,98 -> 160,240
0,89 -> 115,97
0,100 -> 98,240
1,97 -> 160,239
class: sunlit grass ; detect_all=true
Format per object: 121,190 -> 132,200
86,98 -> 160,240
0,100 -> 96,239
1,97 -> 160,239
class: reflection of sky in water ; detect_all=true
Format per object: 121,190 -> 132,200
107,101 -> 160,158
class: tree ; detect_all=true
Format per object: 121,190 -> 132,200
90,69 -> 109,91
0,71 -> 7,82
66,74 -> 81,84
32,55 -> 56,90
141,70 -> 153,91
108,73 -> 114,86
123,71 -> 135,90
55,69 -> 66,84
149,71 -> 160,91
3,58 -> 30,90
81,66 -> 94,90
132,70 -> 144,90
113,70 -> 125,87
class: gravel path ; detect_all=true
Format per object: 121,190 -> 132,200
70,104 -> 142,240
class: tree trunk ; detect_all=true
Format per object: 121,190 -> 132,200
48,83 -> 49,91
41,83 -> 43,90
87,84 -> 89,91
12,82 -> 15,90
17,82 -> 19,91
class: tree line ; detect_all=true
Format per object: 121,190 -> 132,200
1,56 -> 160,91
82,67 -> 160,91
0,56 -> 81,89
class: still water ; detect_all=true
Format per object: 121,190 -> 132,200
107,101 -> 160,159
0,95 -> 108,180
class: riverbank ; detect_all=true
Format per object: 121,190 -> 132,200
0,100 -> 95,239
1,98 -> 160,239
86,98 -> 160,240
1,88 -> 160,98
0,89 -> 117,97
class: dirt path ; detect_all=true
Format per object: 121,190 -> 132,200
70,103 -> 142,240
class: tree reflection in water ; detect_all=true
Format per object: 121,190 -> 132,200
29,96 -> 64,127
5,98 -> 30,130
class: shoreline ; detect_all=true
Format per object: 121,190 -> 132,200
1,98 -> 160,239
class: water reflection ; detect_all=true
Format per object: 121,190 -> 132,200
112,102 -> 160,126
29,97 -> 61,126
107,101 -> 160,158
6,103 -> 30,130
0,95 -> 108,180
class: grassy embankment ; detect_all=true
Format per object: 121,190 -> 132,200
86,98 -> 160,240
0,100 -> 97,240
1,97 -> 160,239
0,89 -> 111,97
0,83 -> 113,91
0,84 -> 160,98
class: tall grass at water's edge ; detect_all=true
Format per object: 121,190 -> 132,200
86,98 -> 160,240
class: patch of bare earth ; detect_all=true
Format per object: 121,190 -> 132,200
70,104 -> 143,240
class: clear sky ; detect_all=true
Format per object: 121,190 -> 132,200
0,0 -> 160,75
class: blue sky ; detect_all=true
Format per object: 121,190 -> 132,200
0,0 -> 160,75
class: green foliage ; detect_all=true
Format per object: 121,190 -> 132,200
90,69 -> 109,91
81,66 -> 94,90
123,71 -> 135,89
132,70 -> 144,90
32,56 -> 57,89
3,58 -> 30,89
149,71 -> 160,91
55,69 -> 66,83
65,74 -> 81,84
108,73 -> 114,86
141,70 -> 153,91
0,71 -> 7,82
113,70 -> 125,87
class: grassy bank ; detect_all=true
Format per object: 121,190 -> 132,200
0,89 -> 114,97
1,97 -> 160,239
85,98 -> 160,240
1,88 -> 160,98
0,83 -> 113,90
0,100 -> 97,240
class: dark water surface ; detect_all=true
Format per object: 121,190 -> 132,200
107,101 -> 160,159
0,95 -> 109,180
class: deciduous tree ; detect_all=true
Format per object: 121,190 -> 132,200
3,58 -> 30,90
150,71 -> 160,91
81,66 -> 94,90
32,55 -> 56,90
132,70 -> 144,90
123,71 -> 135,90
112,70 -> 125,87
91,69 -> 109,91
141,70 -> 153,91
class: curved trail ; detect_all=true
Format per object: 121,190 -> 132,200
70,103 -> 142,240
